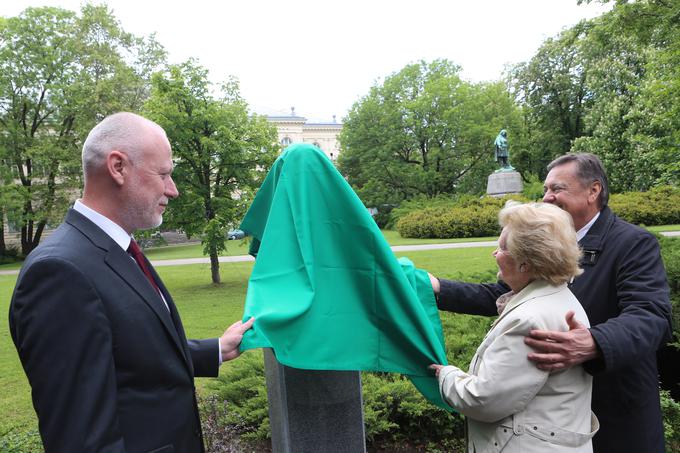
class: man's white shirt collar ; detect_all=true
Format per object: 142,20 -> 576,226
73,200 -> 131,251
576,211 -> 600,242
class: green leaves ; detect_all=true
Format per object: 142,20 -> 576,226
0,5 -> 166,255
512,1 -> 680,189
144,60 -> 279,283
338,59 -> 521,207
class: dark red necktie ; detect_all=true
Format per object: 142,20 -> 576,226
127,239 -> 161,294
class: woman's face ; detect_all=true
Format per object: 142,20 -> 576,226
493,227 -> 531,293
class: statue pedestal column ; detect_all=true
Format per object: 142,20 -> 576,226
264,349 -> 366,453
486,171 -> 523,197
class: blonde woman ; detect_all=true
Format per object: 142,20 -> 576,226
430,202 -> 599,452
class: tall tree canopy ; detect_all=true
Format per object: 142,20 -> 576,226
0,5 -> 165,255
512,0 -> 680,189
144,61 -> 279,283
338,59 -> 522,207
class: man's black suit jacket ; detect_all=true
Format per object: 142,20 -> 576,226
9,209 -> 219,452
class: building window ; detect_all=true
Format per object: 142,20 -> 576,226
281,137 -> 292,146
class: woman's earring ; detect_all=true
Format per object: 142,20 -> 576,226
519,263 -> 527,273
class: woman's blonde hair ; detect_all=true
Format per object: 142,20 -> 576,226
499,202 -> 583,285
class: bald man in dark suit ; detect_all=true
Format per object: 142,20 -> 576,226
9,112 -> 253,452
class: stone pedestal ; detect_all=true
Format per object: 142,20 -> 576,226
486,171 -> 523,197
264,349 -> 366,453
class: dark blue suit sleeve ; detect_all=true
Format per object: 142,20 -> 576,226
9,258 -> 126,452
187,338 -> 220,377
437,278 -> 509,317
587,231 -> 672,373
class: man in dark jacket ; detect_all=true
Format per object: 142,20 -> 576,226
10,112 -> 254,452
431,153 -> 672,452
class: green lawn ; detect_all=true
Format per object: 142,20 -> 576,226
649,224 -> 680,232
2,225 -> 677,270
0,246 -> 496,444
144,231 -> 498,261
144,240 -> 253,260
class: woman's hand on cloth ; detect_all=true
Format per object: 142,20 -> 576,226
429,364 -> 444,377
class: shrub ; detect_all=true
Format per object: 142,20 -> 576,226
521,173 -> 545,201
208,350 -> 270,441
396,195 -> 526,239
388,195 -> 463,230
361,372 -> 464,452
0,246 -> 22,265
609,186 -> 680,226
0,428 -> 43,453
660,237 -> 680,350
661,236 -> 680,296
198,395 -> 249,453
661,390 -> 680,452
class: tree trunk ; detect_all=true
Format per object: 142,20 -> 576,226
210,250 -> 220,284
0,208 -> 6,256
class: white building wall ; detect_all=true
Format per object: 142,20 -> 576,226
268,112 -> 342,161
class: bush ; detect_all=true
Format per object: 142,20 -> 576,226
521,173 -> 545,201
0,428 -> 43,453
661,236 -> 680,296
0,246 -> 22,265
609,186 -> 680,226
208,350 -> 270,441
388,195 -> 463,230
396,195 -> 526,239
662,390 -> 680,452
361,372 -> 464,452
660,237 -> 680,346
198,395 -> 249,453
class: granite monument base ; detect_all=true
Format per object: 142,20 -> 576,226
264,349 -> 366,453
487,170 -> 523,197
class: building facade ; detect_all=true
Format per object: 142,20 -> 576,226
267,108 -> 343,161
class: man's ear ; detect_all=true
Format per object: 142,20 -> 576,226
588,180 -> 602,205
107,150 -> 128,186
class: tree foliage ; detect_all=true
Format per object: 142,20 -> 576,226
0,5 -> 165,255
144,61 -> 279,283
512,0 -> 680,189
338,60 -> 522,207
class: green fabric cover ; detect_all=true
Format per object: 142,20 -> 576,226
239,143 -> 450,409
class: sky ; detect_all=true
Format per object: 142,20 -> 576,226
1,0 -> 611,122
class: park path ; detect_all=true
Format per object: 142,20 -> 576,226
1,232 -> 678,276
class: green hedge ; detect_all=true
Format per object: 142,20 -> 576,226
660,236 -> 680,346
609,186 -> 680,226
393,186 -> 680,240
395,195 -> 525,239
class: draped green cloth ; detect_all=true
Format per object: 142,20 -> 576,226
239,143 -> 450,409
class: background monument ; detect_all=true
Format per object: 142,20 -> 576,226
487,129 -> 523,196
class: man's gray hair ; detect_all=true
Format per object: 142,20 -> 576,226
82,112 -> 160,180
548,153 -> 609,208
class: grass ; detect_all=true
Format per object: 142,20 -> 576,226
1,225 -> 677,270
144,240 -> 253,260
0,246 -> 496,444
649,225 -> 680,233
144,231 -> 498,261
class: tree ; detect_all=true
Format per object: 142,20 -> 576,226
0,5 -> 165,255
338,60 -> 522,207
510,23 -> 594,180
514,0 -> 680,189
144,61 -> 279,284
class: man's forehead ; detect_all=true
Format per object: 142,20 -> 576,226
546,163 -> 578,182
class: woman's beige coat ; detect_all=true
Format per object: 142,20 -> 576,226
438,281 -> 599,452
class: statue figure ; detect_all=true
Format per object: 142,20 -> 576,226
494,129 -> 513,171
